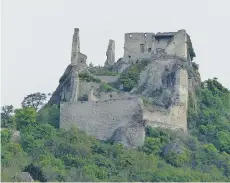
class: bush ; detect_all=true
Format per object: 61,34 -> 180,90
36,104 -> 60,128
78,72 -> 100,83
99,83 -> 116,93
119,59 -> 150,91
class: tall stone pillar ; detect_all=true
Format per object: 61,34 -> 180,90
104,39 -> 115,67
71,28 -> 80,65
68,68 -> 79,103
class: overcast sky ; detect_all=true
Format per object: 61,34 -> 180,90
1,0 -> 230,108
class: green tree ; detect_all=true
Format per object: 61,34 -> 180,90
1,105 -> 15,128
216,131 -> 230,153
141,137 -> 161,155
14,107 -> 36,130
36,104 -> 60,128
21,92 -> 47,111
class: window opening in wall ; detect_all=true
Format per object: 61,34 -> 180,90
129,34 -> 132,38
109,94 -> 112,98
144,33 -> 147,37
140,44 -> 144,53
128,55 -> 131,59
148,48 -> 151,52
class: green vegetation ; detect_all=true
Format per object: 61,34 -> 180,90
21,92 -> 47,111
187,35 -> 196,60
78,72 -> 101,83
36,104 -> 60,128
188,78 -> 230,154
99,83 -> 116,93
119,59 -> 151,91
1,77 -> 230,181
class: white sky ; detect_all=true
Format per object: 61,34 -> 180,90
1,0 -> 230,108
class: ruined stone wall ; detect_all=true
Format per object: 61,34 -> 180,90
131,57 -> 189,132
60,98 -> 145,147
170,69 -> 188,131
93,75 -> 119,83
172,69 -> 189,106
71,28 -> 80,65
78,81 -> 100,98
123,32 -> 178,62
165,30 -> 188,59
98,91 -> 133,101
154,37 -> 172,53
88,89 -> 99,101
64,68 -> 79,103
143,69 -> 188,132
105,39 -> 115,66
123,33 -> 155,61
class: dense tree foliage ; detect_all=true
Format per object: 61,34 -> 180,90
119,59 -> 150,91
1,105 -> 14,128
21,92 -> 47,111
1,77 -> 230,181
78,72 -> 101,83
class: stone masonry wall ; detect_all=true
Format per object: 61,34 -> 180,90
78,81 -> 100,99
124,33 -> 155,61
71,28 -> 80,65
93,75 -> 119,83
60,98 -> 146,147
143,68 -> 188,132
165,30 -> 187,59
104,39 -> 115,66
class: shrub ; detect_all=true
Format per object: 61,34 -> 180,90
99,83 -> 115,93
119,59 -> 150,91
78,72 -> 100,83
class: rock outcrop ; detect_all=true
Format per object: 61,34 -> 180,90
14,172 -> 34,182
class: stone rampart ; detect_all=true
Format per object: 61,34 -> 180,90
60,98 -> 146,147
93,75 -> 119,83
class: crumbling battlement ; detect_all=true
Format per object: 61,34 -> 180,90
60,98 -> 146,148
71,28 -> 87,70
123,29 -> 191,64
104,39 -> 115,67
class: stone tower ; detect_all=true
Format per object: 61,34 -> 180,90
68,68 -> 79,103
70,28 -> 88,69
71,28 -> 80,65
104,39 -> 115,67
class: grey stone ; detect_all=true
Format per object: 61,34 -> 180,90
104,39 -> 115,67
15,172 -> 34,182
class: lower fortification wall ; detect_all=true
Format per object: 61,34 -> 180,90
60,98 -> 146,147
78,81 -> 100,98
143,106 -> 187,131
93,75 -> 119,83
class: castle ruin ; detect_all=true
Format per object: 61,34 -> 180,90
49,28 -> 198,148
104,39 -> 115,67
123,30 -> 190,62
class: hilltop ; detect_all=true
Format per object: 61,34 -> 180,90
1,28 -> 230,182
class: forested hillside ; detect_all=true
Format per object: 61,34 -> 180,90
1,78 -> 230,182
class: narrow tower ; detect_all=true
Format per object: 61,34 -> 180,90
71,28 -> 80,65
104,39 -> 115,67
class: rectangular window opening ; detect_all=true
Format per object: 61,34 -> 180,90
140,44 -> 145,53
